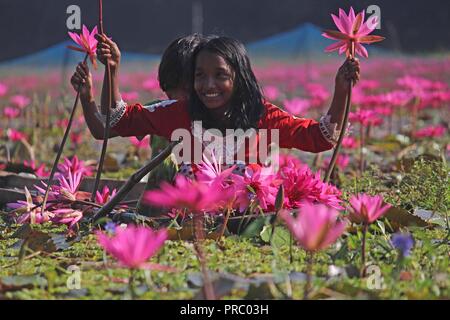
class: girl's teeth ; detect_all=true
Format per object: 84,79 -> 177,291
205,93 -> 219,97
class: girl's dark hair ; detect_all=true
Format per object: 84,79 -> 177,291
158,34 -> 204,93
188,36 -> 265,131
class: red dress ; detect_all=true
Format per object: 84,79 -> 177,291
110,99 -> 334,165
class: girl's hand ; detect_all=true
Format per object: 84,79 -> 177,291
335,57 -> 360,92
95,34 -> 121,70
71,62 -> 93,98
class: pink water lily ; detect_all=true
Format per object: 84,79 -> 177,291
6,129 -> 26,142
322,7 -> 385,58
144,175 -> 233,214
196,151 -> 235,186
57,156 -> 94,177
4,107 -> 20,119
8,187 -> 53,225
278,161 -> 343,210
232,166 -> 280,212
67,25 -> 98,68
281,202 -> 347,252
121,91 -> 140,101
96,225 -> 168,269
348,193 -> 391,224
23,160 -> 50,178
10,95 -> 31,109
51,208 -> 83,230
263,85 -> 280,101
283,98 -> 311,116
129,136 -> 150,149
70,132 -> 82,146
414,125 -> 446,139
95,186 -> 117,205
0,82 -> 8,96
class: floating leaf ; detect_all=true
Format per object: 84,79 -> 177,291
412,209 -> 447,228
0,275 -> 47,292
384,206 -> 429,229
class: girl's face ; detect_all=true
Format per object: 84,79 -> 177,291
194,50 -> 234,110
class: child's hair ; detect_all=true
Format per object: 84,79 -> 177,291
188,36 -> 265,131
158,34 -> 204,93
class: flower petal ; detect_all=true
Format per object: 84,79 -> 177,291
331,14 -> 346,34
325,41 -> 346,53
355,42 -> 369,58
358,35 -> 386,44
322,30 -> 350,41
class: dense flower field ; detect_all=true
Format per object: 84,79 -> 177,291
0,53 -> 449,299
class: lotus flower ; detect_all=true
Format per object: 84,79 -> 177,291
67,25 -> 98,68
322,7 -> 385,58
348,193 -> 391,224
281,202 -> 347,251
96,225 -> 168,269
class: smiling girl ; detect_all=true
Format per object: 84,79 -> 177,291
73,36 -> 359,175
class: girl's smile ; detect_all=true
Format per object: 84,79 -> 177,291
194,50 -> 234,111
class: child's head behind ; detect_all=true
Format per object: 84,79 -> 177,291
158,34 -> 204,100
189,36 -> 265,130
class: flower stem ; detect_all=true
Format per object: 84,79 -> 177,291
128,269 -> 137,300
304,251 -> 314,300
359,122 -> 365,174
41,55 -> 88,213
289,233 -> 293,264
218,209 -> 231,240
361,223 -> 368,277
324,41 -> 355,183
193,218 -> 216,300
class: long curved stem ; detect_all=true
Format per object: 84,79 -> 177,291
361,223 -> 368,277
91,0 -> 112,202
323,42 -> 355,183
41,54 -> 89,213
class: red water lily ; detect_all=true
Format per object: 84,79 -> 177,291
322,7 -> 385,58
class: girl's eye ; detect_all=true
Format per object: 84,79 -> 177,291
195,72 -> 204,78
218,72 -> 231,80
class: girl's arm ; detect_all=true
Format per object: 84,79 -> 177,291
326,57 -> 360,130
95,34 -> 122,114
71,62 -> 119,140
